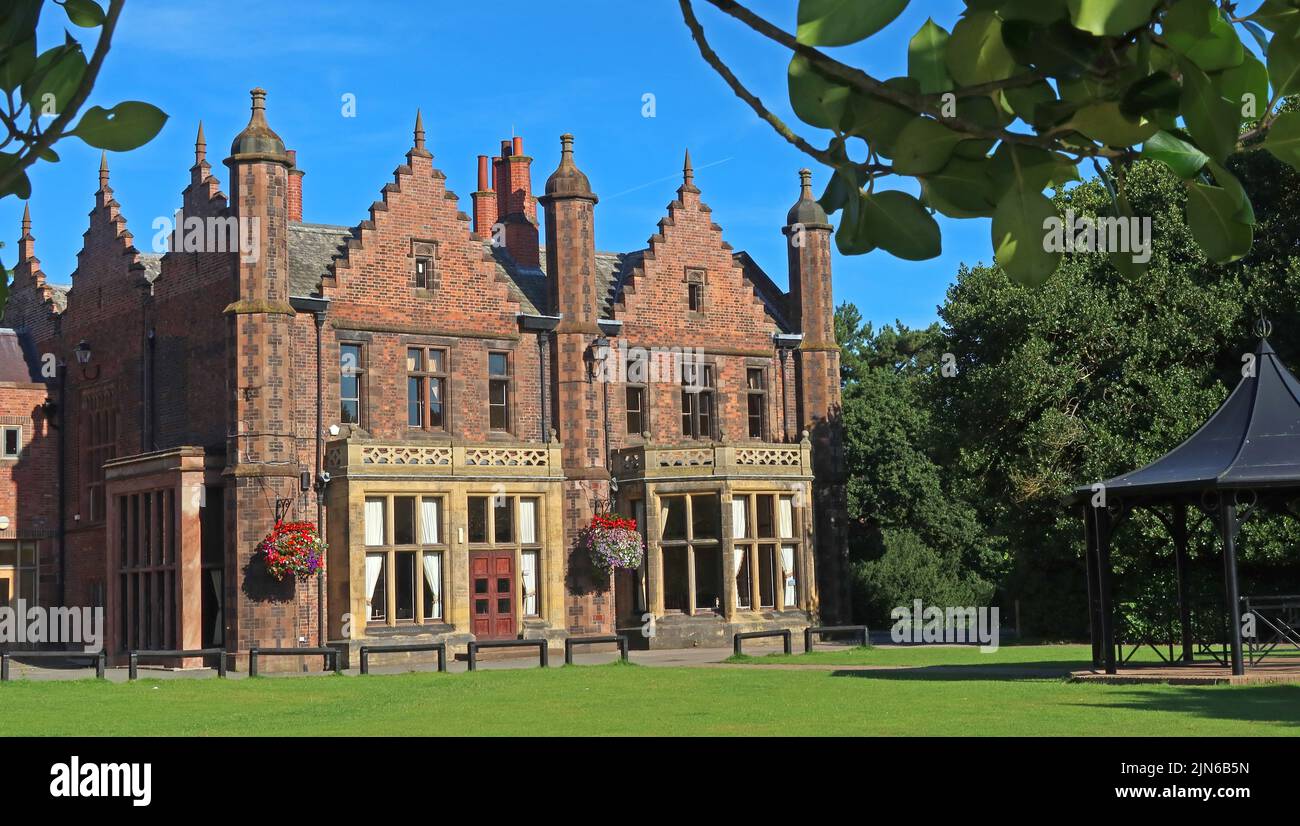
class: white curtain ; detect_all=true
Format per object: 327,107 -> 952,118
734,548 -> 747,607
519,499 -> 537,544
422,553 -> 441,619
209,569 -> 223,645
365,554 -> 384,619
778,496 -> 794,538
521,551 -> 538,615
658,499 -> 670,539
731,497 -> 748,539
781,544 -> 797,607
420,498 -> 439,545
364,498 -> 385,546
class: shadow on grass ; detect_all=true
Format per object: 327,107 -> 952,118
825,663 -> 1082,682
1084,684 -> 1300,728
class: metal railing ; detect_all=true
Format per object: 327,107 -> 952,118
733,629 -> 792,656
804,625 -> 868,651
0,650 -> 106,680
358,642 -> 447,675
248,646 -> 341,677
563,635 -> 629,665
129,648 -> 227,680
466,638 -> 548,671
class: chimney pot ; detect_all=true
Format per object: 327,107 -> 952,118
512,136 -> 523,156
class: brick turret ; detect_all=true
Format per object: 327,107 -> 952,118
222,88 -> 312,654
783,168 -> 847,620
539,133 -> 611,633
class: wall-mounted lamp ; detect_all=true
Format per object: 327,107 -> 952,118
586,336 -> 610,381
74,339 -> 101,380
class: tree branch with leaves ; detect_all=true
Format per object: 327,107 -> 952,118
680,0 -> 1300,286
0,0 -> 167,314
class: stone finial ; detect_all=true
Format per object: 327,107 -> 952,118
18,201 -> 35,262
228,87 -> 287,161
21,201 -> 31,237
414,109 -> 426,152
195,121 -> 207,165
98,150 -> 110,190
786,167 -> 828,227
542,132 -> 594,199
799,168 -> 813,199
683,148 -> 694,185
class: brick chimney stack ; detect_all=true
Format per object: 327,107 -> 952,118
471,155 -> 497,239
494,136 -> 539,267
287,149 -> 304,223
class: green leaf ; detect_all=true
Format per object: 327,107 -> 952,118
842,77 -> 920,156
989,144 -> 1078,200
921,157 -> 998,218
60,0 -> 105,27
946,11 -> 1015,86
859,190 -> 941,260
836,193 -> 875,255
1069,101 -> 1158,146
1185,182 -> 1252,262
908,19 -> 951,94
1164,0 -> 1245,72
1205,160 -> 1254,225
788,55 -> 851,131
1001,18 -> 1104,79
1264,109 -> 1300,172
0,36 -> 36,93
1215,50 -> 1269,122
796,0 -> 909,47
70,102 -> 169,152
999,0 -> 1069,24
1179,60 -> 1237,161
1067,0 -> 1159,37
1141,130 -> 1208,178
21,39 -> 86,116
1268,21 -> 1300,95
890,118 -> 964,175
1001,79 -> 1058,126
993,188 -> 1060,287
1247,0 -> 1299,33
1119,71 -> 1181,119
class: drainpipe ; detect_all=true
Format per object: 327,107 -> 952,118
516,313 -> 560,442
290,295 -> 331,647
56,362 -> 66,608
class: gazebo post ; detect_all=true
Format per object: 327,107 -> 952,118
1172,504 -> 1194,663
1096,508 -> 1117,675
1219,503 -> 1245,676
1082,507 -> 1101,668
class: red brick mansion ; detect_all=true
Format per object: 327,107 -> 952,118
0,89 -> 846,664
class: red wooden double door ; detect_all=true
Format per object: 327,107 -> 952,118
470,550 -> 516,639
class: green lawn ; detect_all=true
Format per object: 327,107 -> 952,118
727,642 -> 1154,668
3,660 -> 1299,736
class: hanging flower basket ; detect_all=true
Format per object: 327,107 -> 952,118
582,513 -> 644,575
259,521 -> 325,581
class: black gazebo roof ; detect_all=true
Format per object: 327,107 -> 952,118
1068,337 -> 1300,505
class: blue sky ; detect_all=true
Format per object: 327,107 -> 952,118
3,0 -> 979,331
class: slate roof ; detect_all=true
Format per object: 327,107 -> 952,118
288,222 -> 352,296
1067,337 -> 1300,503
282,222 -> 791,328
0,328 -> 43,384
